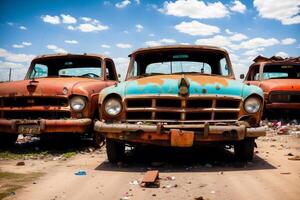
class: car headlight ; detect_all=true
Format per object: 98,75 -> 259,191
104,98 -> 122,117
244,96 -> 261,114
70,96 -> 86,112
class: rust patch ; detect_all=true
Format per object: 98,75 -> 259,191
136,75 -> 181,85
188,76 -> 228,87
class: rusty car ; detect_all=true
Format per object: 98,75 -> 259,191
0,53 -> 118,146
94,45 -> 266,162
243,55 -> 300,117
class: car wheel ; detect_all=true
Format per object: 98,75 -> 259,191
234,138 -> 255,161
106,138 -> 125,163
1,134 -> 18,147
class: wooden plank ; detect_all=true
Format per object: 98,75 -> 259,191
142,170 -> 159,183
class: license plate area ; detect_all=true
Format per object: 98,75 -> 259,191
18,125 -> 41,134
170,129 -> 194,147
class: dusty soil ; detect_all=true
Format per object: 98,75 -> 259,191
0,133 -> 300,200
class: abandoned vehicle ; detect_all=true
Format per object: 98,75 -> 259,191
0,53 -> 118,145
94,45 -> 266,162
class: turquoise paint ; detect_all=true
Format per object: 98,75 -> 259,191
99,75 -> 263,103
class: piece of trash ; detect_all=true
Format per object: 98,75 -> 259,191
129,180 -> 139,185
16,161 -> 25,166
285,153 -> 294,156
211,190 -> 215,194
219,171 -> 224,175
280,172 -> 291,175
165,176 -> 176,181
140,170 -> 160,188
164,184 -> 177,189
194,197 -> 204,200
74,170 -> 87,176
199,184 -> 207,188
152,194 -> 156,197
288,155 -> 300,160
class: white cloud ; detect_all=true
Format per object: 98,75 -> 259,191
229,33 -> 248,41
67,25 -> 76,30
46,45 -> 67,53
160,0 -> 229,19
144,38 -> 177,47
116,43 -> 132,48
101,44 -> 111,48
22,42 -> 32,46
64,40 -> 78,44
77,23 -> 109,32
61,14 -> 77,24
160,38 -> 176,44
12,44 -> 24,48
275,51 -> 289,58
225,29 -> 234,35
135,0 -> 140,5
253,0 -> 300,25
281,38 -> 296,45
115,0 -> 131,8
175,20 -> 220,36
136,24 -> 144,32
81,17 -> 92,22
232,37 -> 280,50
103,51 -> 110,55
7,22 -> 14,26
0,48 -> 35,63
113,57 -> 129,80
230,0 -> 246,13
0,60 -> 24,69
243,48 -> 265,56
41,15 -> 61,24
19,26 -> 27,30
195,35 -> 231,47
149,33 -> 155,37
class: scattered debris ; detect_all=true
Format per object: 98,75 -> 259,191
288,155 -> 300,161
140,170 -> 160,188
129,180 -> 139,185
219,171 -> 224,175
16,161 -> 25,166
194,197 -> 204,200
165,176 -> 176,181
74,170 -> 87,176
280,172 -> 291,175
285,153 -> 294,156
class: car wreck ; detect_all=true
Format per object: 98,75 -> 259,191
94,45 -> 266,162
244,55 -> 300,117
0,53 -> 118,145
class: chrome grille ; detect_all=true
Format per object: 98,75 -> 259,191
125,96 -> 241,123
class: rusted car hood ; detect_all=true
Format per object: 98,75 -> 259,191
100,74 -> 263,102
259,79 -> 300,92
0,77 -> 107,97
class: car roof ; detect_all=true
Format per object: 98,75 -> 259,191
129,45 -> 228,57
253,55 -> 300,65
33,53 -> 111,61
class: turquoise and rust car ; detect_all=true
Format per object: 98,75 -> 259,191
94,45 -> 266,162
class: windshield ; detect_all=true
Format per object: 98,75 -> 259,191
28,57 -> 102,79
263,64 -> 300,79
128,50 -> 231,78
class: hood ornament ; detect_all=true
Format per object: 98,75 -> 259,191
178,76 -> 190,96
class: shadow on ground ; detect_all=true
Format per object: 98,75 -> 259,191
96,145 -> 276,173
0,136 -> 98,159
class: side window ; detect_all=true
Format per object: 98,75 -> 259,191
105,60 -> 117,80
30,64 -> 48,78
131,61 -> 138,77
247,65 -> 260,81
220,58 -> 229,76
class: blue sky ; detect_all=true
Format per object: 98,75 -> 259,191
0,0 -> 299,81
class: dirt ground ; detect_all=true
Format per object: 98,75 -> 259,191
0,132 -> 300,200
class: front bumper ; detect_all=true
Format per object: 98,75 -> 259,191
0,118 -> 92,135
94,121 -> 266,147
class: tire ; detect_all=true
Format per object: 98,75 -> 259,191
106,139 -> 125,163
234,138 -> 255,161
0,134 -> 18,147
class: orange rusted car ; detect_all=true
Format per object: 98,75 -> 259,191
0,53 -> 118,146
244,56 -> 300,117
94,45 -> 266,162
